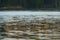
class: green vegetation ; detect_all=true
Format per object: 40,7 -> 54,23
0,0 -> 60,10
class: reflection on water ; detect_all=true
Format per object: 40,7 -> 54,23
0,15 -> 60,40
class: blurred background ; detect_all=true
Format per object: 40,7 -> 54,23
0,0 -> 60,10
